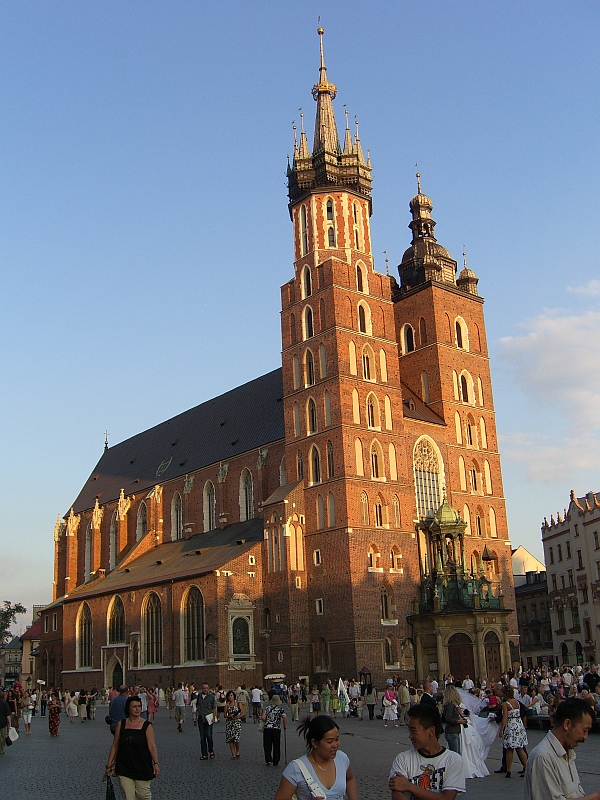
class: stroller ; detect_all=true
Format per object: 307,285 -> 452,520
347,697 -> 359,717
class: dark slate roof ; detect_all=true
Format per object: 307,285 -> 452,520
70,369 -> 285,514
401,382 -> 446,426
61,518 -> 264,602
263,480 -> 303,507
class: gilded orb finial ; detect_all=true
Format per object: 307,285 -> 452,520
416,172 -> 422,194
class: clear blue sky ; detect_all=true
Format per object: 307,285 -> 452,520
2,0 -> 600,626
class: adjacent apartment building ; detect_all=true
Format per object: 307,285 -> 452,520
542,490 -> 600,665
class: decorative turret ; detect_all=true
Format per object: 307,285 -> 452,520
457,250 -> 479,296
398,174 -> 458,292
287,28 -> 372,208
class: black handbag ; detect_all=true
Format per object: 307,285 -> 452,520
105,715 -> 112,725
105,776 -> 116,800
5,735 -> 12,747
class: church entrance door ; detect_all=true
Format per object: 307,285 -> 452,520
448,633 -> 475,680
484,631 -> 501,677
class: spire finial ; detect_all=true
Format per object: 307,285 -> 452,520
299,110 -> 305,133
317,24 -> 325,70
463,246 -> 467,270
416,171 -> 422,194
293,122 -> 297,146
104,430 -> 109,450
345,107 -> 349,130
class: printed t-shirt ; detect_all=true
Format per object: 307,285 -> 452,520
389,747 -> 466,797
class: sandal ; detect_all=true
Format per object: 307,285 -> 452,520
200,756 -> 208,760
210,753 -> 215,759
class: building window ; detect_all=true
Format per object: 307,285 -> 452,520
44,615 -> 49,634
310,446 -> 321,484
302,266 -> 312,298
315,598 -> 324,615
413,438 -> 442,520
578,550 -> 584,569
557,607 -> 565,630
307,398 -> 318,434
313,549 -> 322,566
301,205 -> 308,255
183,586 -> 205,662
371,441 -> 383,479
367,394 -> 380,428
325,391 -> 332,426
305,350 -> 315,386
381,587 -> 391,620
552,574 -> 557,591
575,524 -> 579,537
240,469 -> 254,521
358,305 -> 367,333
204,481 -> 216,532
52,612 -> 58,631
109,511 -> 118,571
566,541 -> 572,559
326,199 -> 333,220
572,604 -> 580,628
375,501 -> 383,528
568,569 -> 574,587
232,617 -> 251,661
356,264 -> 364,292
404,325 -> 415,353
561,575 -> 566,589
171,492 -> 183,541
582,586 -> 589,604
549,547 -> 554,564
108,596 -> 125,644
595,532 -> 599,549
460,375 -> 469,403
143,592 -> 163,665
558,544 -> 563,561
327,441 -> 334,478
297,450 -> 303,479
327,227 -> 335,247
362,346 -> 374,381
77,602 -> 93,669
360,492 -> 369,526
136,502 -> 147,542
317,495 -> 325,529
304,306 -> 314,339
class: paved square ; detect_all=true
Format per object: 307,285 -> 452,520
4,705 -> 600,799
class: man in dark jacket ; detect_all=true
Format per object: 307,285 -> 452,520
108,685 -> 128,735
420,682 -> 437,708
0,690 -> 13,754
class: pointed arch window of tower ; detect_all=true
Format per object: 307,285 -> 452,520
136,502 -> 147,542
302,266 -> 312,298
460,374 -> 469,403
327,440 -> 334,478
171,492 -> 183,541
297,450 -> 303,479
327,226 -> 336,247
456,320 -> 463,349
310,446 -> 321,484
307,398 -> 318,434
303,306 -> 314,339
356,264 -> 364,292
392,495 -> 400,528
371,441 -> 384,480
204,481 -> 216,532
375,500 -> 383,528
326,199 -> 334,221
301,205 -> 309,256
403,325 -> 415,354
325,390 -> 332,426
358,305 -> 367,333
305,350 -> 315,386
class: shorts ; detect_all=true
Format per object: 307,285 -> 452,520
175,707 -> 186,723
22,711 -> 32,724
312,702 -> 321,712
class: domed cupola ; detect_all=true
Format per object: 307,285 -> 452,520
457,251 -> 479,296
397,174 -> 458,292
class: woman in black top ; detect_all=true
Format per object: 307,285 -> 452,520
106,695 -> 160,800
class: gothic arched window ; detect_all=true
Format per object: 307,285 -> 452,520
327,227 -> 335,247
136,502 -> 147,542
143,592 -> 162,665
310,446 -> 321,484
109,511 -> 118,571
171,492 -> 183,541
307,398 -> 318,434
77,602 -> 92,668
404,325 -> 415,353
304,306 -> 314,339
358,305 -> 367,333
302,266 -> 312,298
360,492 -> 369,526
305,349 -> 315,386
204,481 -> 216,532
327,440 -> 334,478
413,438 -> 443,519
183,586 -> 205,662
240,469 -> 254,521
326,199 -> 334,220
108,595 -> 125,644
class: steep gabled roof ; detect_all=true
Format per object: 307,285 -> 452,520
401,383 -> 445,426
70,368 -> 284,515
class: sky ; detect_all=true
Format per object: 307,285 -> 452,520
2,0 -> 600,629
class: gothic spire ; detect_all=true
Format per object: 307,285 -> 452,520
312,28 -> 341,155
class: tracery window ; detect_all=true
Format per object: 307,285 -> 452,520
108,596 -> 125,645
310,446 -> 321,484
413,438 -> 442,519
327,440 -> 334,478
136,502 -> 147,542
183,587 -> 205,662
307,398 -> 318,434
78,602 -> 92,668
171,492 -> 183,540
305,350 -> 315,386
360,492 -> 369,526
240,470 -> 254,521
204,481 -> 216,532
143,592 -> 162,665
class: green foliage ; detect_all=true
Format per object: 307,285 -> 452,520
0,601 -> 26,646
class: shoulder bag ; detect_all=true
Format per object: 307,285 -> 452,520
291,758 -> 326,800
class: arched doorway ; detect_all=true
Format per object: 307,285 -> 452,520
484,631 -> 501,678
561,642 -> 569,664
575,641 -> 583,666
448,633 -> 475,680
112,660 -> 124,689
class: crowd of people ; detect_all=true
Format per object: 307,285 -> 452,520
3,664 -> 600,799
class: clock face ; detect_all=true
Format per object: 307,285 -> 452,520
156,457 -> 172,478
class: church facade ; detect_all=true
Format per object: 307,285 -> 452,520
39,30 -> 518,692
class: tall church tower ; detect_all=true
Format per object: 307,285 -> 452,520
266,29 -> 517,684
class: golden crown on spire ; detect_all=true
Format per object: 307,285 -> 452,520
312,27 -> 337,100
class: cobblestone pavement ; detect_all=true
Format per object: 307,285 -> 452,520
4,706 -> 600,799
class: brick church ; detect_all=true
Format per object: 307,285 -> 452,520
39,30 -> 518,692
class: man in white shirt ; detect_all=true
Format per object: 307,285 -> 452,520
562,669 -> 574,688
518,686 -> 532,708
389,704 -> 466,799
461,675 -> 474,692
524,697 -> 600,800
173,682 -> 187,732
251,686 -> 263,722
430,678 -> 439,698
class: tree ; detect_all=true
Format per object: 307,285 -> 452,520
0,601 -> 26,646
